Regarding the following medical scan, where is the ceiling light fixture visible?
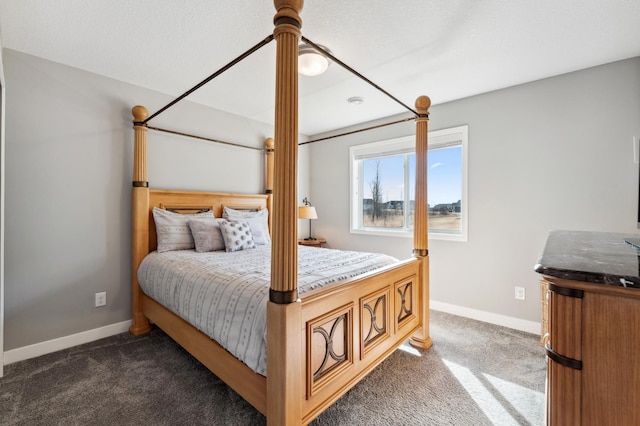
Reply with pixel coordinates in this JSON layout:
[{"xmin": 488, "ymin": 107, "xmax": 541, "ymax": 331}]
[
  {"xmin": 298, "ymin": 44, "xmax": 331, "ymax": 76},
  {"xmin": 347, "ymin": 96, "xmax": 365, "ymax": 105}
]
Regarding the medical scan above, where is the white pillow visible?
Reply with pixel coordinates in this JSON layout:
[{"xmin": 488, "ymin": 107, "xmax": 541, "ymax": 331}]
[
  {"xmin": 153, "ymin": 207, "xmax": 214, "ymax": 253},
  {"xmin": 219, "ymin": 220, "xmax": 257, "ymax": 252},
  {"xmin": 188, "ymin": 217, "xmax": 226, "ymax": 252},
  {"xmin": 222, "ymin": 206, "xmax": 271, "ymax": 245}
]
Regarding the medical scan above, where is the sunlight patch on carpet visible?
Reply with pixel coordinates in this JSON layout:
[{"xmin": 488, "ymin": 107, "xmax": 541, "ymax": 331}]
[
  {"xmin": 397, "ymin": 341, "xmax": 422, "ymax": 357},
  {"xmin": 483, "ymin": 372, "xmax": 544, "ymax": 425},
  {"xmin": 443, "ymin": 359, "xmax": 542, "ymax": 426}
]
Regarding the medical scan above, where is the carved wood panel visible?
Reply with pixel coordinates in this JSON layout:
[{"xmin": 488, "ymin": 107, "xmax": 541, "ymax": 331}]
[
  {"xmin": 360, "ymin": 288, "xmax": 390, "ymax": 359},
  {"xmin": 394, "ymin": 275, "xmax": 417, "ymax": 332},
  {"xmin": 306, "ymin": 304, "xmax": 354, "ymax": 398}
]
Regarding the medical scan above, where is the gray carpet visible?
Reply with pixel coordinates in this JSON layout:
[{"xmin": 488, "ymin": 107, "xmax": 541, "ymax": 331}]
[{"xmin": 0, "ymin": 311, "xmax": 546, "ymax": 425}]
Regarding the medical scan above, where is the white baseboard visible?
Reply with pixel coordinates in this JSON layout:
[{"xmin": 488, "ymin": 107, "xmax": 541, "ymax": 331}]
[
  {"xmin": 431, "ymin": 300, "xmax": 541, "ymax": 335},
  {"xmin": 3, "ymin": 320, "xmax": 132, "ymax": 365}
]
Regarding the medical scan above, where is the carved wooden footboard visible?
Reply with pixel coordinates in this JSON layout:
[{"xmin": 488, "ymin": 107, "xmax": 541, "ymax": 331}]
[
  {"xmin": 300, "ymin": 258, "xmax": 422, "ymax": 423},
  {"xmin": 136, "ymin": 241, "xmax": 423, "ymax": 424}
]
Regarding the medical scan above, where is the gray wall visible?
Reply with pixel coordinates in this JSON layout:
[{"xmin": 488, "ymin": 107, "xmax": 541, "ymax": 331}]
[
  {"xmin": 309, "ymin": 57, "xmax": 640, "ymax": 325},
  {"xmin": 2, "ymin": 49, "xmax": 297, "ymax": 350},
  {"xmin": 0, "ymin": 39, "xmax": 6, "ymax": 373}
]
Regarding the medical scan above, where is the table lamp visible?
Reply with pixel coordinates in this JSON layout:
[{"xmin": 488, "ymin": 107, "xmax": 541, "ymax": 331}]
[{"xmin": 298, "ymin": 197, "xmax": 318, "ymax": 240}]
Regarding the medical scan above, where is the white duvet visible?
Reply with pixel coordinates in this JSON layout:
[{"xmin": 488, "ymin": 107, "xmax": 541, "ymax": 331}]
[{"xmin": 137, "ymin": 245, "xmax": 398, "ymax": 375}]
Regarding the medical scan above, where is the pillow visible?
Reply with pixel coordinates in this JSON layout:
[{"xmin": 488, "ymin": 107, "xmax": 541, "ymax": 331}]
[
  {"xmin": 219, "ymin": 220, "xmax": 256, "ymax": 252},
  {"xmin": 222, "ymin": 206, "xmax": 271, "ymax": 245},
  {"xmin": 153, "ymin": 207, "xmax": 214, "ymax": 253},
  {"xmin": 188, "ymin": 217, "xmax": 226, "ymax": 252}
]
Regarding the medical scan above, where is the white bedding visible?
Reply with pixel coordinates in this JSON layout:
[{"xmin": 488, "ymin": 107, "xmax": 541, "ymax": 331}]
[{"xmin": 137, "ymin": 245, "xmax": 398, "ymax": 375}]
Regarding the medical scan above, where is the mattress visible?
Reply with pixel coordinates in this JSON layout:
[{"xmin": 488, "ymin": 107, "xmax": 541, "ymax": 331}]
[{"xmin": 137, "ymin": 245, "xmax": 398, "ymax": 375}]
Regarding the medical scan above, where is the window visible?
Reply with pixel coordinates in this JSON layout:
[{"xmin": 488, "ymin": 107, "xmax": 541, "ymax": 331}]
[{"xmin": 350, "ymin": 125, "xmax": 468, "ymax": 241}]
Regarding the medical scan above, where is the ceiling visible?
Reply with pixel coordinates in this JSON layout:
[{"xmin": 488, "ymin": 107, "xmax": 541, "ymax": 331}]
[{"xmin": 1, "ymin": 1, "xmax": 639, "ymax": 135}]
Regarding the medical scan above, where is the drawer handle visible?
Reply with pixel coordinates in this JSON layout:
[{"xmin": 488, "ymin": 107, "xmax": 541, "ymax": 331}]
[
  {"xmin": 541, "ymin": 333, "xmax": 550, "ymax": 347},
  {"xmin": 548, "ymin": 283, "xmax": 583, "ymax": 298},
  {"xmin": 545, "ymin": 343, "xmax": 582, "ymax": 370}
]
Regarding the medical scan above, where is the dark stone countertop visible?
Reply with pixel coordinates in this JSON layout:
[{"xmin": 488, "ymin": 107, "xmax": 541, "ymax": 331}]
[{"xmin": 534, "ymin": 230, "xmax": 640, "ymax": 289}]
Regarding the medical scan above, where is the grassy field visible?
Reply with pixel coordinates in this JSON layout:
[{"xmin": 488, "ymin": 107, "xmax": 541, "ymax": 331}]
[
  {"xmin": 363, "ymin": 211, "xmax": 461, "ymax": 230},
  {"xmin": 428, "ymin": 214, "xmax": 461, "ymax": 230}
]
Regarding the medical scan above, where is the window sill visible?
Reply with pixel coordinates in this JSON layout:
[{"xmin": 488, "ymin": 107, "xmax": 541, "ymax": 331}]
[{"xmin": 350, "ymin": 227, "xmax": 467, "ymax": 242}]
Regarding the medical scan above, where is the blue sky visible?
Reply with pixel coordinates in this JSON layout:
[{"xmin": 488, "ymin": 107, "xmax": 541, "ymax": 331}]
[{"xmin": 362, "ymin": 146, "xmax": 462, "ymax": 206}]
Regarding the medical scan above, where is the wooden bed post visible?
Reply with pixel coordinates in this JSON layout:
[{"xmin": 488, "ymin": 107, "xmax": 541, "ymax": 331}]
[
  {"xmin": 265, "ymin": 137, "xmax": 274, "ymax": 234},
  {"xmin": 265, "ymin": 137, "xmax": 275, "ymax": 194},
  {"xmin": 410, "ymin": 95, "xmax": 433, "ymax": 349},
  {"xmin": 130, "ymin": 105, "xmax": 152, "ymax": 336},
  {"xmin": 268, "ymin": 1, "xmax": 303, "ymax": 425}
]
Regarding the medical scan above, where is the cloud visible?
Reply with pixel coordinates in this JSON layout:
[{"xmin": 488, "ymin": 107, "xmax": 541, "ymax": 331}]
[{"xmin": 431, "ymin": 162, "xmax": 443, "ymax": 169}]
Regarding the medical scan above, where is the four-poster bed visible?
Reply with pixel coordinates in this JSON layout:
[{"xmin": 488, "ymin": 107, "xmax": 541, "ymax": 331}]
[{"xmin": 129, "ymin": 1, "xmax": 432, "ymax": 424}]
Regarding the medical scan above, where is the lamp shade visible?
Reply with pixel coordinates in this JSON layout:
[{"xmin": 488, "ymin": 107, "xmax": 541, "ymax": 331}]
[
  {"xmin": 298, "ymin": 205, "xmax": 318, "ymax": 220},
  {"xmin": 298, "ymin": 44, "xmax": 331, "ymax": 76}
]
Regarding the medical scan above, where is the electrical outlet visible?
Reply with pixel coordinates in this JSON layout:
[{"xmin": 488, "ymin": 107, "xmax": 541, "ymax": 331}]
[
  {"xmin": 515, "ymin": 287, "xmax": 526, "ymax": 301},
  {"xmin": 95, "ymin": 292, "xmax": 107, "ymax": 307}
]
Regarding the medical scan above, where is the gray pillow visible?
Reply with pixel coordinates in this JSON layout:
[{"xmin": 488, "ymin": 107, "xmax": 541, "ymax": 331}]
[
  {"xmin": 222, "ymin": 206, "xmax": 271, "ymax": 245},
  {"xmin": 153, "ymin": 207, "xmax": 214, "ymax": 253},
  {"xmin": 188, "ymin": 217, "xmax": 226, "ymax": 252},
  {"xmin": 219, "ymin": 220, "xmax": 257, "ymax": 252}
]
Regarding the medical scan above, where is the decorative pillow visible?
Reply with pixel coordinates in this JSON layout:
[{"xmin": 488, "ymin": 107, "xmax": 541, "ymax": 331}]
[
  {"xmin": 153, "ymin": 207, "xmax": 214, "ymax": 253},
  {"xmin": 222, "ymin": 206, "xmax": 271, "ymax": 245},
  {"xmin": 188, "ymin": 217, "xmax": 226, "ymax": 252},
  {"xmin": 219, "ymin": 220, "xmax": 256, "ymax": 252}
]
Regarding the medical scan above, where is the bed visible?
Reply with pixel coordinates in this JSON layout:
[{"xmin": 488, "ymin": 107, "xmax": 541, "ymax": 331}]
[
  {"xmin": 129, "ymin": 1, "xmax": 432, "ymax": 424},
  {"xmin": 137, "ymin": 244, "xmax": 400, "ymax": 376}
]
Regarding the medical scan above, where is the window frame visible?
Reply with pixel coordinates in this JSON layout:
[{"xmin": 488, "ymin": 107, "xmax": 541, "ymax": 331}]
[{"xmin": 349, "ymin": 125, "xmax": 468, "ymax": 242}]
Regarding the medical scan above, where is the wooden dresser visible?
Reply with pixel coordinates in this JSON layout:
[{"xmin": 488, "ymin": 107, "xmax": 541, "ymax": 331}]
[{"xmin": 536, "ymin": 230, "xmax": 640, "ymax": 425}]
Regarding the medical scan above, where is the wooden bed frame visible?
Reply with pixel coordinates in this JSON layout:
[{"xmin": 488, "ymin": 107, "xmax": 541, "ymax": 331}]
[{"xmin": 129, "ymin": 1, "xmax": 432, "ymax": 424}]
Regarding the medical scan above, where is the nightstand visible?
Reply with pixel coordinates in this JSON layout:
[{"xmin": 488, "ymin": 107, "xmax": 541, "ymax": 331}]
[{"xmin": 298, "ymin": 238, "xmax": 326, "ymax": 247}]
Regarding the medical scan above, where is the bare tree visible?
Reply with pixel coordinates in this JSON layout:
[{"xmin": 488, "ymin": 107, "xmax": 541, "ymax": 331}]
[{"xmin": 369, "ymin": 160, "xmax": 383, "ymax": 222}]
